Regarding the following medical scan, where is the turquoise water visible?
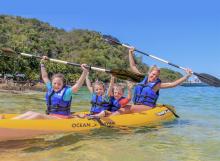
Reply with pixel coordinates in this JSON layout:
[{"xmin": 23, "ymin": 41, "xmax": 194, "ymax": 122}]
[{"xmin": 0, "ymin": 86, "xmax": 220, "ymax": 161}]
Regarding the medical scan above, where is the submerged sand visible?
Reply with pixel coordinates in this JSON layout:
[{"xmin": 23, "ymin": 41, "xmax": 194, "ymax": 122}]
[{"xmin": 0, "ymin": 128, "xmax": 60, "ymax": 141}]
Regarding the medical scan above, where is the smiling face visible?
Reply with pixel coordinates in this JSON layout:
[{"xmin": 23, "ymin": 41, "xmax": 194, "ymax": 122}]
[
  {"xmin": 148, "ymin": 70, "xmax": 160, "ymax": 82},
  {"xmin": 51, "ymin": 73, "xmax": 65, "ymax": 92},
  {"xmin": 52, "ymin": 77, "xmax": 64, "ymax": 92},
  {"xmin": 94, "ymin": 84, "xmax": 105, "ymax": 96},
  {"xmin": 113, "ymin": 86, "xmax": 124, "ymax": 100},
  {"xmin": 147, "ymin": 65, "xmax": 160, "ymax": 82}
]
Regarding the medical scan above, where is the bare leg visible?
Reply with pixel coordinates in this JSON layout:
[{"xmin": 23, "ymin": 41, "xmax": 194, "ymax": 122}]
[
  {"xmin": 129, "ymin": 105, "xmax": 152, "ymax": 113},
  {"xmin": 96, "ymin": 111, "xmax": 106, "ymax": 117},
  {"xmin": 12, "ymin": 111, "xmax": 57, "ymax": 120},
  {"xmin": 110, "ymin": 105, "xmax": 133, "ymax": 115},
  {"xmin": 22, "ymin": 113, "xmax": 57, "ymax": 120},
  {"xmin": 109, "ymin": 111, "xmax": 120, "ymax": 116},
  {"xmin": 72, "ymin": 113, "xmax": 87, "ymax": 118},
  {"xmin": 11, "ymin": 111, "xmax": 37, "ymax": 120},
  {"xmin": 0, "ymin": 115, "xmax": 5, "ymax": 119}
]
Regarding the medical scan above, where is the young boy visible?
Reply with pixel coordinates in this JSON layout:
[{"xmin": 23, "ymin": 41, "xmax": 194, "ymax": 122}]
[{"xmin": 88, "ymin": 75, "xmax": 133, "ymax": 118}]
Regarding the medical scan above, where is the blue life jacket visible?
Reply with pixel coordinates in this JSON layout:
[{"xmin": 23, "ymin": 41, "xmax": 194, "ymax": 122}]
[
  {"xmin": 45, "ymin": 86, "xmax": 72, "ymax": 115},
  {"xmin": 109, "ymin": 96, "xmax": 125, "ymax": 112},
  {"xmin": 133, "ymin": 76, "xmax": 161, "ymax": 107},
  {"xmin": 90, "ymin": 94, "xmax": 110, "ymax": 114}
]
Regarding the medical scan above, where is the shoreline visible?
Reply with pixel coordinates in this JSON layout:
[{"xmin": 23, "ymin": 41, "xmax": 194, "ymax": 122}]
[
  {"xmin": 0, "ymin": 89, "xmax": 42, "ymax": 94},
  {"xmin": 0, "ymin": 81, "xmax": 46, "ymax": 92}
]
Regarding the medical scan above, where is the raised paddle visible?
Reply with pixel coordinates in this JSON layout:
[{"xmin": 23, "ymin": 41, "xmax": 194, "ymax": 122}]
[
  {"xmin": 103, "ymin": 35, "xmax": 220, "ymax": 87},
  {"xmin": 0, "ymin": 47, "xmax": 144, "ymax": 82}
]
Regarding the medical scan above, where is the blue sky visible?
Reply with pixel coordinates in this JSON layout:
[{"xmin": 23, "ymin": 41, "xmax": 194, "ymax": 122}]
[{"xmin": 0, "ymin": 0, "xmax": 219, "ymax": 78}]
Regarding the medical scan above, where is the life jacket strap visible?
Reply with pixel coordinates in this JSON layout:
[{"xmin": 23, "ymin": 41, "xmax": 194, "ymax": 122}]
[{"xmin": 46, "ymin": 105, "xmax": 71, "ymax": 114}]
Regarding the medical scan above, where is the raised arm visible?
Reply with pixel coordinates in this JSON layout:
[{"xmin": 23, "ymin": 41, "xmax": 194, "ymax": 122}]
[
  {"xmin": 128, "ymin": 47, "xmax": 142, "ymax": 75},
  {"xmin": 107, "ymin": 75, "xmax": 115, "ymax": 97},
  {"xmin": 72, "ymin": 64, "xmax": 89, "ymax": 93},
  {"xmin": 126, "ymin": 81, "xmax": 134, "ymax": 100},
  {"xmin": 161, "ymin": 68, "xmax": 192, "ymax": 89},
  {"xmin": 40, "ymin": 56, "xmax": 50, "ymax": 84},
  {"xmin": 85, "ymin": 72, "xmax": 93, "ymax": 93}
]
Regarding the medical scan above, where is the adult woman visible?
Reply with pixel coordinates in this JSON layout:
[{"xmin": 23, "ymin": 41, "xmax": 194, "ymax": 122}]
[{"xmin": 128, "ymin": 47, "xmax": 192, "ymax": 112}]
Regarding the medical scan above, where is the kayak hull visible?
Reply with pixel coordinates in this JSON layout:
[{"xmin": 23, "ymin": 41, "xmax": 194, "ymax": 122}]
[{"xmin": 0, "ymin": 105, "xmax": 176, "ymax": 132}]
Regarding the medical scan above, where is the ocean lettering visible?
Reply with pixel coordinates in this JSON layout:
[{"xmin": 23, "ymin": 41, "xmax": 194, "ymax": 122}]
[{"xmin": 72, "ymin": 122, "xmax": 97, "ymax": 128}]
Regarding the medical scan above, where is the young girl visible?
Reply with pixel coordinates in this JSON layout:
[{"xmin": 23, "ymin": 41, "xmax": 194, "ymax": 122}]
[
  {"xmin": 107, "ymin": 76, "xmax": 133, "ymax": 116},
  {"xmin": 11, "ymin": 56, "xmax": 89, "ymax": 119},
  {"xmin": 86, "ymin": 74, "xmax": 133, "ymax": 118},
  {"xmin": 86, "ymin": 73, "xmax": 111, "ymax": 117}
]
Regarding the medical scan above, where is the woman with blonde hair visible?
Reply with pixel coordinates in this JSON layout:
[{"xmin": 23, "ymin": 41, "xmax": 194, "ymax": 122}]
[{"xmin": 128, "ymin": 47, "xmax": 192, "ymax": 113}]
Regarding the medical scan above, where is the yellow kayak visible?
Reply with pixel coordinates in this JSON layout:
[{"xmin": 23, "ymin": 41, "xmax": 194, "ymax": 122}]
[{"xmin": 0, "ymin": 104, "xmax": 177, "ymax": 132}]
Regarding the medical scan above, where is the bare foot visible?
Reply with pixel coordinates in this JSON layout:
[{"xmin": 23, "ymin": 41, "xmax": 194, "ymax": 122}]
[{"xmin": 0, "ymin": 115, "xmax": 5, "ymax": 119}]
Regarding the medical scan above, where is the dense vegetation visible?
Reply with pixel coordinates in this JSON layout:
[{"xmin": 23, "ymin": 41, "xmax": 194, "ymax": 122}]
[{"xmin": 0, "ymin": 15, "xmax": 182, "ymax": 83}]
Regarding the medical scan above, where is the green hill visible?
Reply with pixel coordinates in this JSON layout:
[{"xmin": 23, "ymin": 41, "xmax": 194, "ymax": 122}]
[{"xmin": 0, "ymin": 15, "xmax": 182, "ymax": 83}]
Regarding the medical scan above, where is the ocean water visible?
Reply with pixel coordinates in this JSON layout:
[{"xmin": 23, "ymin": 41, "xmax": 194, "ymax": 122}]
[{"xmin": 0, "ymin": 86, "xmax": 220, "ymax": 161}]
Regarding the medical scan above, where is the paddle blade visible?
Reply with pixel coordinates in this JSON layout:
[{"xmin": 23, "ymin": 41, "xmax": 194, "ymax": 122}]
[
  {"xmin": 0, "ymin": 48, "xmax": 18, "ymax": 57},
  {"xmin": 194, "ymin": 72, "xmax": 220, "ymax": 87},
  {"xmin": 102, "ymin": 35, "xmax": 121, "ymax": 46},
  {"xmin": 110, "ymin": 69, "xmax": 145, "ymax": 82}
]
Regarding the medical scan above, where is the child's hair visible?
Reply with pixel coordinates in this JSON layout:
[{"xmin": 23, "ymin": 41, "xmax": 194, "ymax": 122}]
[
  {"xmin": 148, "ymin": 65, "xmax": 160, "ymax": 74},
  {"xmin": 113, "ymin": 85, "xmax": 125, "ymax": 94},
  {"xmin": 52, "ymin": 73, "xmax": 65, "ymax": 84},
  {"xmin": 94, "ymin": 81, "xmax": 105, "ymax": 90}
]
